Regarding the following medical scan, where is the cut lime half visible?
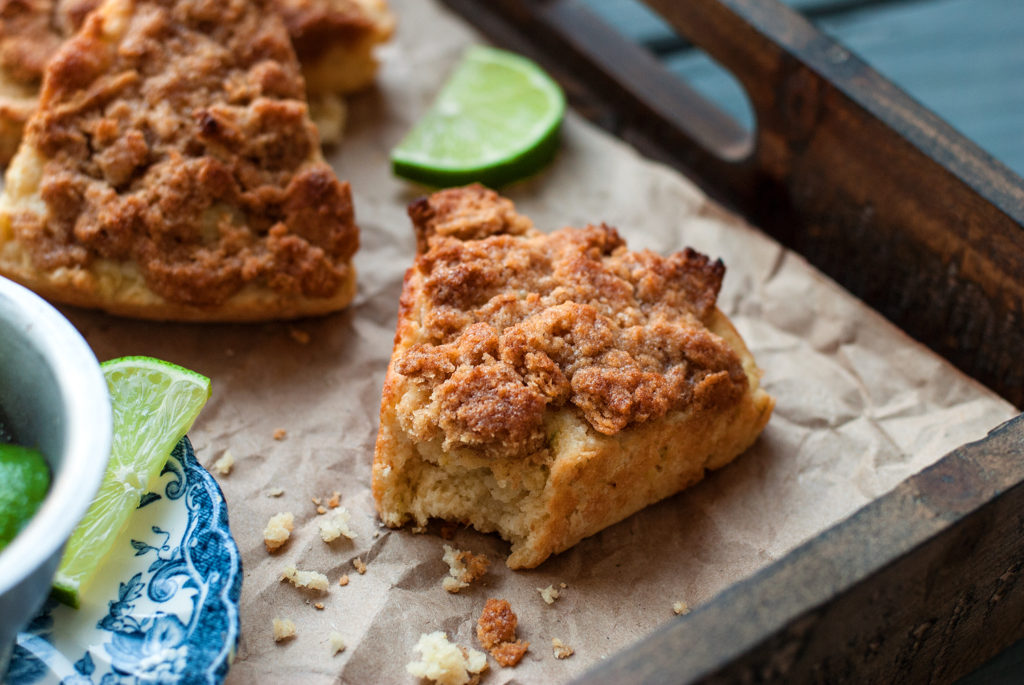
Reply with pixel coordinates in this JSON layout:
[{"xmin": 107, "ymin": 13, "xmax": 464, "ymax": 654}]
[
  {"xmin": 53, "ymin": 356, "xmax": 211, "ymax": 608},
  {"xmin": 392, "ymin": 45, "xmax": 566, "ymax": 188}
]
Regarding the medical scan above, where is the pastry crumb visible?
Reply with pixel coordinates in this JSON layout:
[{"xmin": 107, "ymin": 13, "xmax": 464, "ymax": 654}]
[
  {"xmin": 327, "ymin": 491, "xmax": 341, "ymax": 508},
  {"xmin": 442, "ymin": 544, "xmax": 489, "ymax": 593},
  {"xmin": 281, "ymin": 565, "xmax": 330, "ymax": 593},
  {"xmin": 273, "ymin": 428, "xmax": 287, "ymax": 440},
  {"xmin": 263, "ymin": 512, "xmax": 294, "ymax": 552},
  {"xmin": 406, "ymin": 631, "xmax": 488, "ymax": 685},
  {"xmin": 353, "ymin": 557, "xmax": 367, "ymax": 574},
  {"xmin": 312, "ymin": 496, "xmax": 322, "ymax": 505},
  {"xmin": 673, "ymin": 601, "xmax": 690, "ymax": 616},
  {"xmin": 289, "ymin": 327, "xmax": 311, "ymax": 344},
  {"xmin": 559, "ymin": 582, "xmax": 567, "ymax": 589},
  {"xmin": 551, "ymin": 638, "xmax": 574, "ymax": 659},
  {"xmin": 320, "ymin": 507, "xmax": 357, "ymax": 542},
  {"xmin": 314, "ymin": 602, "xmax": 325, "ymax": 610},
  {"xmin": 317, "ymin": 505, "xmax": 328, "ymax": 515},
  {"xmin": 329, "ymin": 631, "xmax": 346, "ymax": 655},
  {"xmin": 266, "ymin": 487, "xmax": 285, "ymax": 498},
  {"xmin": 537, "ymin": 585, "xmax": 560, "ymax": 605},
  {"xmin": 477, "ymin": 598, "xmax": 528, "ymax": 667},
  {"xmin": 212, "ymin": 450, "xmax": 234, "ymax": 475},
  {"xmin": 273, "ymin": 618, "xmax": 296, "ymax": 642},
  {"xmin": 338, "ymin": 574, "xmax": 350, "ymax": 586}
]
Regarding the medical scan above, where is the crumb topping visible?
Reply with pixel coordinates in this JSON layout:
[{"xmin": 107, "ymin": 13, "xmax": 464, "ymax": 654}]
[
  {"xmin": 0, "ymin": 0, "xmax": 95, "ymax": 85},
  {"xmin": 442, "ymin": 544, "xmax": 489, "ymax": 593},
  {"xmin": 14, "ymin": 0, "xmax": 358, "ymax": 307},
  {"xmin": 476, "ymin": 598, "xmax": 528, "ymax": 667},
  {"xmin": 395, "ymin": 185, "xmax": 747, "ymax": 458}
]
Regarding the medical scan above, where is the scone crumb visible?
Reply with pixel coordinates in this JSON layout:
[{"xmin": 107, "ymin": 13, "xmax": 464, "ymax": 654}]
[
  {"xmin": 353, "ymin": 557, "xmax": 367, "ymax": 574},
  {"xmin": 317, "ymin": 505, "xmax": 328, "ymax": 515},
  {"xmin": 266, "ymin": 487, "xmax": 285, "ymax": 498},
  {"xmin": 559, "ymin": 583, "xmax": 567, "ymax": 589},
  {"xmin": 329, "ymin": 631, "xmax": 346, "ymax": 655},
  {"xmin": 338, "ymin": 574, "xmax": 350, "ymax": 586},
  {"xmin": 289, "ymin": 327, "xmax": 311, "ymax": 344},
  {"xmin": 442, "ymin": 544, "xmax": 490, "ymax": 593},
  {"xmin": 673, "ymin": 601, "xmax": 691, "ymax": 616},
  {"xmin": 328, "ymin": 491, "xmax": 341, "ymax": 508},
  {"xmin": 312, "ymin": 496, "xmax": 322, "ymax": 505},
  {"xmin": 551, "ymin": 638, "xmax": 574, "ymax": 659},
  {"xmin": 537, "ymin": 585, "xmax": 560, "ymax": 605},
  {"xmin": 477, "ymin": 598, "xmax": 528, "ymax": 667},
  {"xmin": 212, "ymin": 450, "xmax": 234, "ymax": 475},
  {"xmin": 281, "ymin": 565, "xmax": 330, "ymax": 593},
  {"xmin": 273, "ymin": 618, "xmax": 296, "ymax": 642},
  {"xmin": 263, "ymin": 512, "xmax": 294, "ymax": 552},
  {"xmin": 273, "ymin": 428, "xmax": 287, "ymax": 440},
  {"xmin": 320, "ymin": 507, "xmax": 357, "ymax": 542},
  {"xmin": 314, "ymin": 602, "xmax": 325, "ymax": 610},
  {"xmin": 406, "ymin": 631, "xmax": 488, "ymax": 685}
]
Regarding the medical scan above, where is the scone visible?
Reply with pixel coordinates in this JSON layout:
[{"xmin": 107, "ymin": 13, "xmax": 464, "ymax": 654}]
[
  {"xmin": 0, "ymin": 0, "xmax": 393, "ymax": 162},
  {"xmin": 0, "ymin": 0, "xmax": 359, "ymax": 321},
  {"xmin": 373, "ymin": 185, "xmax": 774, "ymax": 568}
]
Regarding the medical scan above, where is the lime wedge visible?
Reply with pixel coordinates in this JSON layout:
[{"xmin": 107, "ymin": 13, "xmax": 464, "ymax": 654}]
[
  {"xmin": 0, "ymin": 444, "xmax": 50, "ymax": 551},
  {"xmin": 52, "ymin": 356, "xmax": 211, "ymax": 608},
  {"xmin": 391, "ymin": 45, "xmax": 566, "ymax": 187}
]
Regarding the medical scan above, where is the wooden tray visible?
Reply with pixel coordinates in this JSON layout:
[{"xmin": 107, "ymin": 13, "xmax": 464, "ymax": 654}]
[{"xmin": 442, "ymin": 0, "xmax": 1024, "ymax": 682}]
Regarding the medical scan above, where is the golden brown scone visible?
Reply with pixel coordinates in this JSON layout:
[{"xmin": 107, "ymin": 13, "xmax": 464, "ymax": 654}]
[
  {"xmin": 0, "ymin": 0, "xmax": 392, "ymax": 161},
  {"xmin": 373, "ymin": 185, "xmax": 774, "ymax": 568},
  {"xmin": 0, "ymin": 0, "xmax": 359, "ymax": 321},
  {"xmin": 0, "ymin": 0, "xmax": 99, "ymax": 165}
]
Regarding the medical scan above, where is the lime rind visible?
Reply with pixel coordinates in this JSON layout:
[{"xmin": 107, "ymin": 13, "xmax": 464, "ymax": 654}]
[
  {"xmin": 53, "ymin": 356, "xmax": 210, "ymax": 608},
  {"xmin": 392, "ymin": 44, "xmax": 566, "ymax": 187}
]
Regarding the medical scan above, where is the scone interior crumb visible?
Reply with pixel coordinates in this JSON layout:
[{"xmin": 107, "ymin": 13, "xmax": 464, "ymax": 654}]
[
  {"xmin": 329, "ymin": 630, "xmax": 346, "ymax": 655},
  {"xmin": 551, "ymin": 638, "xmax": 574, "ymax": 659},
  {"xmin": 537, "ymin": 585, "xmax": 560, "ymax": 605},
  {"xmin": 406, "ymin": 631, "xmax": 488, "ymax": 685},
  {"xmin": 319, "ymin": 507, "xmax": 357, "ymax": 542},
  {"xmin": 264, "ymin": 511, "xmax": 295, "ymax": 552},
  {"xmin": 673, "ymin": 601, "xmax": 691, "ymax": 615},
  {"xmin": 212, "ymin": 449, "xmax": 234, "ymax": 476},
  {"xmin": 281, "ymin": 565, "xmax": 330, "ymax": 593},
  {"xmin": 273, "ymin": 617, "xmax": 297, "ymax": 642}
]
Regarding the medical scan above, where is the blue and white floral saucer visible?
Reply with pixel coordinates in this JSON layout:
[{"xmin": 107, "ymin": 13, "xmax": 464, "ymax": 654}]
[{"xmin": 4, "ymin": 438, "xmax": 242, "ymax": 685}]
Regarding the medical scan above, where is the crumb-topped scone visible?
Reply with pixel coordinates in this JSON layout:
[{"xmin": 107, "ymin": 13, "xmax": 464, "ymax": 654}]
[
  {"xmin": 0, "ymin": 0, "xmax": 360, "ymax": 320},
  {"xmin": 0, "ymin": 0, "xmax": 393, "ymax": 162},
  {"xmin": 373, "ymin": 185, "xmax": 774, "ymax": 568}
]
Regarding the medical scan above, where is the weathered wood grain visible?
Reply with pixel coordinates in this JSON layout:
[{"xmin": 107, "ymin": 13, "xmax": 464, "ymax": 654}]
[{"xmin": 581, "ymin": 414, "xmax": 1024, "ymax": 684}]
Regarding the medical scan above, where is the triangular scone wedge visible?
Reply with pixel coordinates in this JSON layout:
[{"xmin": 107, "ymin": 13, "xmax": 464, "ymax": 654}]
[
  {"xmin": 0, "ymin": 0, "xmax": 359, "ymax": 321},
  {"xmin": 373, "ymin": 185, "xmax": 774, "ymax": 569}
]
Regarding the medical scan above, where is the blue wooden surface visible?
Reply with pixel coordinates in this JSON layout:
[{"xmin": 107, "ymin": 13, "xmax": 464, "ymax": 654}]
[{"xmin": 583, "ymin": 0, "xmax": 1024, "ymax": 179}]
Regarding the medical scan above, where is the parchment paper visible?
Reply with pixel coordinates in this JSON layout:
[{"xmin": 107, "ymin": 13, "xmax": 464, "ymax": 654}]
[{"xmin": 56, "ymin": 0, "xmax": 1018, "ymax": 682}]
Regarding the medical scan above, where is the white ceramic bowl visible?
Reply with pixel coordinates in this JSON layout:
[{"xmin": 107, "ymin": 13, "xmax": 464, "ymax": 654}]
[{"xmin": 0, "ymin": 277, "xmax": 111, "ymax": 677}]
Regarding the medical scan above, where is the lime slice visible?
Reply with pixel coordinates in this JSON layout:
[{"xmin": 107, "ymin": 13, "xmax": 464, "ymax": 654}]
[
  {"xmin": 391, "ymin": 45, "xmax": 566, "ymax": 187},
  {"xmin": 0, "ymin": 444, "xmax": 50, "ymax": 551},
  {"xmin": 52, "ymin": 356, "xmax": 211, "ymax": 608}
]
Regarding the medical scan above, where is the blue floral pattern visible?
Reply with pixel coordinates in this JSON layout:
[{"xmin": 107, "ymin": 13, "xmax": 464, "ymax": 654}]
[{"xmin": 5, "ymin": 438, "xmax": 241, "ymax": 685}]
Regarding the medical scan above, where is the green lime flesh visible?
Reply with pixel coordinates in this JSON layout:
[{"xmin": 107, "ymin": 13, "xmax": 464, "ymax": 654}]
[
  {"xmin": 53, "ymin": 356, "xmax": 211, "ymax": 608},
  {"xmin": 391, "ymin": 45, "xmax": 566, "ymax": 188},
  {"xmin": 0, "ymin": 444, "xmax": 50, "ymax": 551}
]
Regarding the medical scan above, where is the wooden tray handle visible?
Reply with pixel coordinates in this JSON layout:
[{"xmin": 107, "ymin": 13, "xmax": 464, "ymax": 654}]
[{"xmin": 443, "ymin": 0, "xmax": 1024, "ymax": 407}]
